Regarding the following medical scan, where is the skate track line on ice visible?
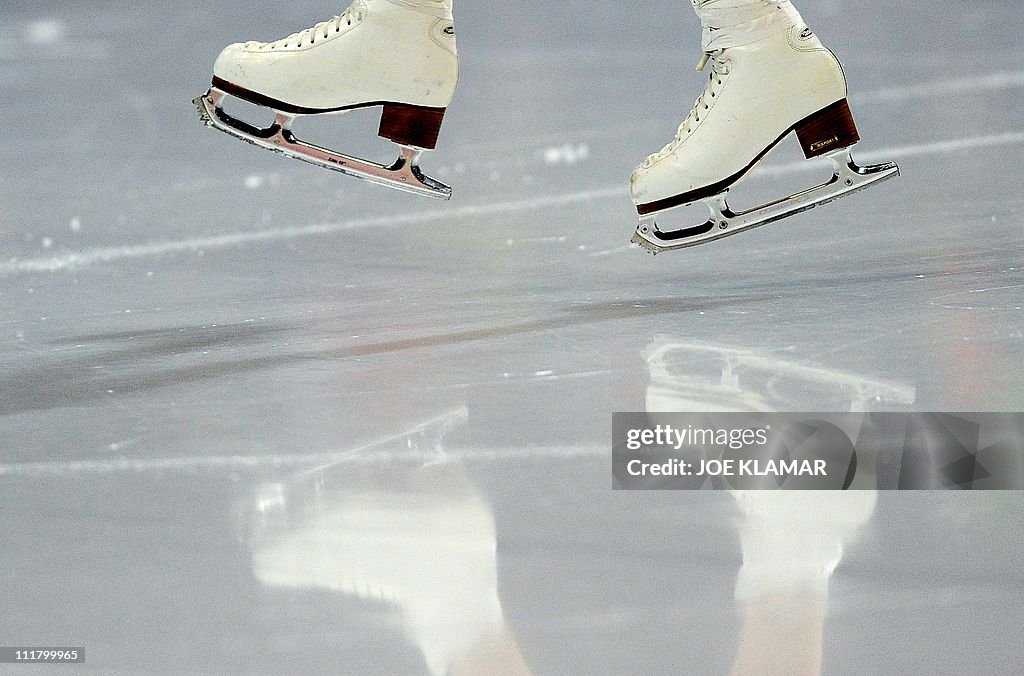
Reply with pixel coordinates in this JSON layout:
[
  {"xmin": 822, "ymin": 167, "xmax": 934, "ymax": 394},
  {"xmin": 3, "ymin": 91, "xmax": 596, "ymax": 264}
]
[
  {"xmin": 0, "ymin": 445, "xmax": 605, "ymax": 478},
  {"xmin": 3, "ymin": 129, "xmax": 1024, "ymax": 276},
  {"xmin": 0, "ymin": 410, "xmax": 606, "ymax": 479}
]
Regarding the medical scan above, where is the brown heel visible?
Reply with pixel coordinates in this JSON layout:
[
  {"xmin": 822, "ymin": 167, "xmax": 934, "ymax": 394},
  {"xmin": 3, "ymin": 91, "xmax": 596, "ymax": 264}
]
[
  {"xmin": 378, "ymin": 103, "xmax": 446, "ymax": 149},
  {"xmin": 795, "ymin": 98, "xmax": 860, "ymax": 159}
]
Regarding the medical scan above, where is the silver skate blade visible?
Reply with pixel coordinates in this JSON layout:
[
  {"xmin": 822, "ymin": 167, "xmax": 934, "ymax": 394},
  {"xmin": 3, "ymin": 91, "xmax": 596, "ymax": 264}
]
[
  {"xmin": 193, "ymin": 89, "xmax": 452, "ymax": 200},
  {"xmin": 631, "ymin": 149, "xmax": 899, "ymax": 254}
]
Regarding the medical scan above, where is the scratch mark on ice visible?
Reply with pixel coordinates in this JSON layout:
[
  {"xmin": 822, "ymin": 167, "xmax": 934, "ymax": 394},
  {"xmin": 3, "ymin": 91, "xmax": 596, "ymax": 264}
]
[{"xmin": 0, "ymin": 445, "xmax": 605, "ymax": 478}]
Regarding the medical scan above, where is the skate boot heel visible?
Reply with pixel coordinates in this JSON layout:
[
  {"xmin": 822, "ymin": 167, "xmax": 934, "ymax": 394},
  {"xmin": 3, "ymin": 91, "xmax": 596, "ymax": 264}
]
[
  {"xmin": 378, "ymin": 103, "xmax": 447, "ymax": 150},
  {"xmin": 795, "ymin": 98, "xmax": 861, "ymax": 159}
]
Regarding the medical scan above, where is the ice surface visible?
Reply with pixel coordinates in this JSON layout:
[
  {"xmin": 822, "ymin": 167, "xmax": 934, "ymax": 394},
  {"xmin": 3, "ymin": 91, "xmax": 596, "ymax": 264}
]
[{"xmin": 1, "ymin": 1, "xmax": 1022, "ymax": 674}]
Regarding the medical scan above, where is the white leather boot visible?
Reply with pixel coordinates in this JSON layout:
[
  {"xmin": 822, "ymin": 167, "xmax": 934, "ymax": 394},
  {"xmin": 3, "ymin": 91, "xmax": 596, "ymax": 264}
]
[
  {"xmin": 629, "ymin": 0, "xmax": 898, "ymax": 253},
  {"xmin": 632, "ymin": 1, "xmax": 849, "ymax": 209},
  {"xmin": 195, "ymin": 0, "xmax": 458, "ymax": 198}
]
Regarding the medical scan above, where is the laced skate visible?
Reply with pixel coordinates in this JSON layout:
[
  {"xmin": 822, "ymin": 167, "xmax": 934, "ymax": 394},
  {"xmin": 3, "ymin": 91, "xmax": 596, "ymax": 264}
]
[
  {"xmin": 194, "ymin": 0, "xmax": 458, "ymax": 199},
  {"xmin": 630, "ymin": 13, "xmax": 899, "ymax": 254}
]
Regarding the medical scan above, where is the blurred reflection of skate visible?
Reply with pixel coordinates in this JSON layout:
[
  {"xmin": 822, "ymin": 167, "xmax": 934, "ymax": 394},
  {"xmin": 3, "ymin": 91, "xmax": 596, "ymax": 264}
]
[
  {"xmin": 643, "ymin": 339, "xmax": 914, "ymax": 675},
  {"xmin": 240, "ymin": 409, "xmax": 531, "ymax": 676},
  {"xmin": 727, "ymin": 489, "xmax": 878, "ymax": 676},
  {"xmin": 644, "ymin": 339, "xmax": 915, "ymax": 414}
]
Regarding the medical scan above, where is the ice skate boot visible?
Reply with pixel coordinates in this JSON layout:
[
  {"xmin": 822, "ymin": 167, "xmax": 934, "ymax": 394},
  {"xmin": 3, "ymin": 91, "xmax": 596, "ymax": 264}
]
[
  {"xmin": 194, "ymin": 0, "xmax": 458, "ymax": 199},
  {"xmin": 630, "ymin": 0, "xmax": 898, "ymax": 254}
]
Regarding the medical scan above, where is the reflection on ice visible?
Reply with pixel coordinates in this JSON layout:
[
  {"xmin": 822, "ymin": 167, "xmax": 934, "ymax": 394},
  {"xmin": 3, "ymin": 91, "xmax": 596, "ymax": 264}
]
[
  {"xmin": 644, "ymin": 339, "xmax": 915, "ymax": 414},
  {"xmin": 240, "ymin": 411, "xmax": 530, "ymax": 676},
  {"xmin": 237, "ymin": 339, "xmax": 919, "ymax": 675},
  {"xmin": 728, "ymin": 489, "xmax": 878, "ymax": 675},
  {"xmin": 643, "ymin": 338, "xmax": 914, "ymax": 675}
]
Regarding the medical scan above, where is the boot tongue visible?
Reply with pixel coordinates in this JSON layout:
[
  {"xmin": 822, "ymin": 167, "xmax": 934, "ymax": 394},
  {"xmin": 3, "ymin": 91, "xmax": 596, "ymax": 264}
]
[{"xmin": 694, "ymin": 0, "xmax": 803, "ymax": 51}]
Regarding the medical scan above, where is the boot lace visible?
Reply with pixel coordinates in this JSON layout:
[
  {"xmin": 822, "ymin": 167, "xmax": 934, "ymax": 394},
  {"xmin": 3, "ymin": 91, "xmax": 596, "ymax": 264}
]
[
  {"xmin": 642, "ymin": 50, "xmax": 730, "ymax": 167},
  {"xmin": 261, "ymin": 1, "xmax": 367, "ymax": 50}
]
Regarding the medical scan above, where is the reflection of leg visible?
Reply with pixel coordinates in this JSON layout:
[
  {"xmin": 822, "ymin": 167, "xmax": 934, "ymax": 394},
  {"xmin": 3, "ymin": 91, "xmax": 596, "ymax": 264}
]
[
  {"xmin": 730, "ymin": 593, "xmax": 827, "ymax": 676},
  {"xmin": 453, "ymin": 627, "xmax": 533, "ymax": 676},
  {"xmin": 729, "ymin": 490, "xmax": 877, "ymax": 675}
]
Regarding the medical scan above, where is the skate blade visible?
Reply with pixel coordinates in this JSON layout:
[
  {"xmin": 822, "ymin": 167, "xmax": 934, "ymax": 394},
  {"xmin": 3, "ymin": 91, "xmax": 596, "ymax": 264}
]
[
  {"xmin": 631, "ymin": 148, "xmax": 899, "ymax": 255},
  {"xmin": 193, "ymin": 88, "xmax": 452, "ymax": 200}
]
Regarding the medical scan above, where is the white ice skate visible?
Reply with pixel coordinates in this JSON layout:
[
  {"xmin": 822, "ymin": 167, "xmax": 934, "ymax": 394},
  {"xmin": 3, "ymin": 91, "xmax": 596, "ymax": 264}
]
[
  {"xmin": 194, "ymin": 0, "xmax": 458, "ymax": 199},
  {"xmin": 630, "ymin": 3, "xmax": 898, "ymax": 254}
]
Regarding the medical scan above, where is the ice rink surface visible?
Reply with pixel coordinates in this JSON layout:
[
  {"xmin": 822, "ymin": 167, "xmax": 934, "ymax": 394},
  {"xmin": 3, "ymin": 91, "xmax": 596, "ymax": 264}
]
[{"xmin": 2, "ymin": 1, "xmax": 1023, "ymax": 673}]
